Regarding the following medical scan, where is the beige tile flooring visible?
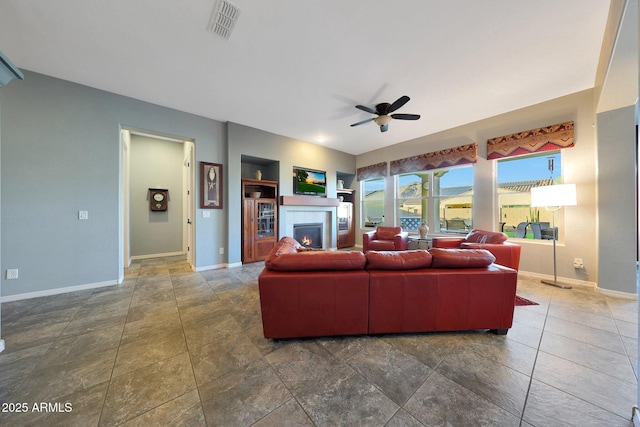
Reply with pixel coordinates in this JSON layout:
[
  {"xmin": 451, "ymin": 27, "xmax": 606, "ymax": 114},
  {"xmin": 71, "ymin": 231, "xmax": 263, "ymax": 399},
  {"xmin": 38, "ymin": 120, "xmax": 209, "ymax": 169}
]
[{"xmin": 0, "ymin": 256, "xmax": 637, "ymax": 426}]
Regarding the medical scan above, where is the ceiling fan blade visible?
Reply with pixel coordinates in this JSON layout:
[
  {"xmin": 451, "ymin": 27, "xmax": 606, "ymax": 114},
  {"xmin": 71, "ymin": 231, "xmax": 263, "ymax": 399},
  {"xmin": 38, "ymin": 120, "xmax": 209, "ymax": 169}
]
[
  {"xmin": 380, "ymin": 123, "xmax": 389, "ymax": 132},
  {"xmin": 389, "ymin": 95, "xmax": 410, "ymax": 113},
  {"xmin": 391, "ymin": 113, "xmax": 420, "ymax": 120},
  {"xmin": 355, "ymin": 104, "xmax": 376, "ymax": 114},
  {"xmin": 350, "ymin": 117, "xmax": 375, "ymax": 127}
]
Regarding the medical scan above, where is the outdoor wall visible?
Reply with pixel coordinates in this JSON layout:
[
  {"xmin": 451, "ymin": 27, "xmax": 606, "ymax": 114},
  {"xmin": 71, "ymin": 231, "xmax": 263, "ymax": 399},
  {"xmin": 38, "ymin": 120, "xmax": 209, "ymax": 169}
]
[
  {"xmin": 357, "ymin": 90, "xmax": 601, "ymax": 290},
  {"xmin": 227, "ymin": 122, "xmax": 357, "ymax": 266},
  {"xmin": 129, "ymin": 135, "xmax": 183, "ymax": 258},
  {"xmin": 1, "ymin": 70, "xmax": 226, "ymax": 298}
]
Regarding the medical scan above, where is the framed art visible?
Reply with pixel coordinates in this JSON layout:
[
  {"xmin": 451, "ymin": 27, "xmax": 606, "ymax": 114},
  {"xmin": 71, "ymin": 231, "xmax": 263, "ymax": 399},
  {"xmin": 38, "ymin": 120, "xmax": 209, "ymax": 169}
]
[
  {"xmin": 201, "ymin": 162, "xmax": 223, "ymax": 209},
  {"xmin": 149, "ymin": 188, "xmax": 169, "ymax": 211}
]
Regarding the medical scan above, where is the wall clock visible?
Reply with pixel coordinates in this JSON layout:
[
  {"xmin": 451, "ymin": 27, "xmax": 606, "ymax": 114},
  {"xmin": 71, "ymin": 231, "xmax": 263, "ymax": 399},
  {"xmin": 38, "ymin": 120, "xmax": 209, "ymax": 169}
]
[{"xmin": 149, "ymin": 188, "xmax": 168, "ymax": 211}]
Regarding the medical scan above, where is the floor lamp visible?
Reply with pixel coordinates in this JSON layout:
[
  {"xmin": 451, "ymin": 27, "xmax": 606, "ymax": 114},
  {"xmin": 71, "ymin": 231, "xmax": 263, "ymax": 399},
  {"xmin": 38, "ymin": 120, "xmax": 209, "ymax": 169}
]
[{"xmin": 530, "ymin": 183, "xmax": 577, "ymax": 289}]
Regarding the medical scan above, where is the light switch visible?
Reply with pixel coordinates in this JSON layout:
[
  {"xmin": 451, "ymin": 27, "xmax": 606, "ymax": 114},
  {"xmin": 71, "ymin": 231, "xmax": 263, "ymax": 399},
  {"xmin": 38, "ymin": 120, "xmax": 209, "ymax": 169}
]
[{"xmin": 202, "ymin": 211, "xmax": 210, "ymax": 218}]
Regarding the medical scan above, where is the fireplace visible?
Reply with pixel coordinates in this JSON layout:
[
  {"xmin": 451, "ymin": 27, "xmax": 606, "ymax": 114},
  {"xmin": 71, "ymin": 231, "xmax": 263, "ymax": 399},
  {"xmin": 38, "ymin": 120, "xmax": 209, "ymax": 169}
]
[{"xmin": 293, "ymin": 223, "xmax": 323, "ymax": 249}]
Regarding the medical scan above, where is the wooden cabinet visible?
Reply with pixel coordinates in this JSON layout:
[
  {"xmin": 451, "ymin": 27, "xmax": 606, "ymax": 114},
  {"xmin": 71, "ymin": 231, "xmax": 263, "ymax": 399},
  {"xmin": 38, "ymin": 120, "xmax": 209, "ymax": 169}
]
[
  {"xmin": 242, "ymin": 179, "xmax": 278, "ymax": 263},
  {"xmin": 337, "ymin": 189, "xmax": 355, "ymax": 248}
]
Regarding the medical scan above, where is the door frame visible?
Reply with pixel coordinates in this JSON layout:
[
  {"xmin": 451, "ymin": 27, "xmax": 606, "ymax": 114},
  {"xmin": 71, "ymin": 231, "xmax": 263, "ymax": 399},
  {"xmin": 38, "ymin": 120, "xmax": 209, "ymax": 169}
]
[{"xmin": 119, "ymin": 127, "xmax": 196, "ymax": 281}]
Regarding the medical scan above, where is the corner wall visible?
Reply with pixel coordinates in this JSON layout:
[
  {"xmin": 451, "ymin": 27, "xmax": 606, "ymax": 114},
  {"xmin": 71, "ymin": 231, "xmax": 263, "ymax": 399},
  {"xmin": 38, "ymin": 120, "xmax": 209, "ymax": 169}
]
[
  {"xmin": 1, "ymin": 71, "xmax": 227, "ymax": 298},
  {"xmin": 356, "ymin": 90, "xmax": 601, "ymax": 289}
]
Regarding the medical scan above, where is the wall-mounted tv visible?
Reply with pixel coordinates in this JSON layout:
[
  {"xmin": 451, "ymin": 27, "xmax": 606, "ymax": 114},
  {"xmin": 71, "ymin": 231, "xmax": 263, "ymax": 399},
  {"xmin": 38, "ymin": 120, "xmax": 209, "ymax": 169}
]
[{"xmin": 293, "ymin": 167, "xmax": 327, "ymax": 196}]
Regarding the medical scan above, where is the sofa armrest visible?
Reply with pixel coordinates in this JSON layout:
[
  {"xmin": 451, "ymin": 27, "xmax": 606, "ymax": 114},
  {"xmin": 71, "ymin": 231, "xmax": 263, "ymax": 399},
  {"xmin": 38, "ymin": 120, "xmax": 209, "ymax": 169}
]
[
  {"xmin": 431, "ymin": 237, "xmax": 465, "ymax": 248},
  {"xmin": 459, "ymin": 241, "xmax": 521, "ymax": 271},
  {"xmin": 362, "ymin": 230, "xmax": 377, "ymax": 252},
  {"xmin": 394, "ymin": 231, "xmax": 409, "ymax": 250}
]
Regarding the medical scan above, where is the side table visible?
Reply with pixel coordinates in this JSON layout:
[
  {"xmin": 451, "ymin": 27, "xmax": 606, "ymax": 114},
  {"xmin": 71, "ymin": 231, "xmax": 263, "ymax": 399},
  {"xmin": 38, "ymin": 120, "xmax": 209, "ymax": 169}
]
[{"xmin": 408, "ymin": 236, "xmax": 432, "ymax": 250}]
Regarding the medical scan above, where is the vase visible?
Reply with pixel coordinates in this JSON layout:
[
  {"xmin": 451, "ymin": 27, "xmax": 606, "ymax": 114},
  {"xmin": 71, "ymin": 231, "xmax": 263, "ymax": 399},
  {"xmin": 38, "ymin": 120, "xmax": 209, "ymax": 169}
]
[
  {"xmin": 254, "ymin": 170, "xmax": 262, "ymax": 180},
  {"xmin": 418, "ymin": 221, "xmax": 429, "ymax": 239}
]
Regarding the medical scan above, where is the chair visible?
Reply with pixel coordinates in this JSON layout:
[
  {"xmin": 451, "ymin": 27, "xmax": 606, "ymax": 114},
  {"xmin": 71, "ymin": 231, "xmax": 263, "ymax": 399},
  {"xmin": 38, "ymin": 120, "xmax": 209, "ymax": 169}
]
[
  {"xmin": 445, "ymin": 219, "xmax": 467, "ymax": 232},
  {"xmin": 530, "ymin": 222, "xmax": 550, "ymax": 239},
  {"xmin": 515, "ymin": 222, "xmax": 529, "ymax": 238},
  {"xmin": 362, "ymin": 226, "xmax": 409, "ymax": 252}
]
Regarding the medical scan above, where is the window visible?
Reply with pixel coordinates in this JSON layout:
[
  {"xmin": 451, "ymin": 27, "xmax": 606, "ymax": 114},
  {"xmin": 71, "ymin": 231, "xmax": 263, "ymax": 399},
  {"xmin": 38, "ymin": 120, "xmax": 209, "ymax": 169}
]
[
  {"xmin": 396, "ymin": 165, "xmax": 473, "ymax": 234},
  {"xmin": 497, "ymin": 151, "xmax": 562, "ymax": 239},
  {"xmin": 361, "ymin": 177, "xmax": 385, "ymax": 227}
]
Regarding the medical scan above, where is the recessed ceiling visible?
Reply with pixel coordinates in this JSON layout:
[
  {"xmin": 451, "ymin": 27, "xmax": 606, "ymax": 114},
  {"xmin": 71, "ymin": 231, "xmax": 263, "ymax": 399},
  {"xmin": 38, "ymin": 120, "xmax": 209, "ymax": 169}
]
[{"xmin": 0, "ymin": 0, "xmax": 612, "ymax": 155}]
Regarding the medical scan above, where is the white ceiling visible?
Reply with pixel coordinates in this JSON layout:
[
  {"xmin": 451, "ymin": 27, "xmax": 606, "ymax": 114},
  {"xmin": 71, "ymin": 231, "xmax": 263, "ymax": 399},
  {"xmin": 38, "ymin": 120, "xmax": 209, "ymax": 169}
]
[{"xmin": 0, "ymin": 0, "xmax": 613, "ymax": 155}]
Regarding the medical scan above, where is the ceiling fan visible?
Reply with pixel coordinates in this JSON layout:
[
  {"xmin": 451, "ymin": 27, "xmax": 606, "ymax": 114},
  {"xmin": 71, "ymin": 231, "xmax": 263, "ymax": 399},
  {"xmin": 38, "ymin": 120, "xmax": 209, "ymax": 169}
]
[{"xmin": 350, "ymin": 95, "xmax": 420, "ymax": 132}]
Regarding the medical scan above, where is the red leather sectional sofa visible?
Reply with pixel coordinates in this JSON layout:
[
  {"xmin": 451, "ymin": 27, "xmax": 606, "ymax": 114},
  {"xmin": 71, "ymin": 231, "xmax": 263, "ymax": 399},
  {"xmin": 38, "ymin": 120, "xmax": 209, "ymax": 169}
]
[{"xmin": 258, "ymin": 236, "xmax": 518, "ymax": 339}]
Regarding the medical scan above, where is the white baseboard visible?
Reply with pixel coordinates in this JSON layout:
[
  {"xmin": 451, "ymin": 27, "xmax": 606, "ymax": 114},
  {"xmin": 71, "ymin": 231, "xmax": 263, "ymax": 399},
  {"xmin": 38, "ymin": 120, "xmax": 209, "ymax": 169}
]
[
  {"xmin": 130, "ymin": 251, "xmax": 185, "ymax": 261},
  {"xmin": 633, "ymin": 405, "xmax": 640, "ymax": 427},
  {"xmin": 519, "ymin": 270, "xmax": 637, "ymax": 300},
  {"xmin": 519, "ymin": 270, "xmax": 597, "ymax": 289},
  {"xmin": 0, "ymin": 279, "xmax": 118, "ymax": 302},
  {"xmin": 0, "ymin": 339, "xmax": 5, "ymax": 354},
  {"xmin": 195, "ymin": 263, "xmax": 228, "ymax": 272}
]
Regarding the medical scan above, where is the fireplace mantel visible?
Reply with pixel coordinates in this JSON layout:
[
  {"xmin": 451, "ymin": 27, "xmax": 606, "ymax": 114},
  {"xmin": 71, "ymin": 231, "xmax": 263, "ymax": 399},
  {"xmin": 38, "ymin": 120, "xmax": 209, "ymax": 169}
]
[{"xmin": 279, "ymin": 195, "xmax": 340, "ymax": 207}]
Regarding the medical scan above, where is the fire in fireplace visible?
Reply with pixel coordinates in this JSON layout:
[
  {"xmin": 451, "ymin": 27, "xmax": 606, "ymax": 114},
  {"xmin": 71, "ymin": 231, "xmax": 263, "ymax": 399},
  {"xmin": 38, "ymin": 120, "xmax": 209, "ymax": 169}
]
[{"xmin": 293, "ymin": 223, "xmax": 323, "ymax": 249}]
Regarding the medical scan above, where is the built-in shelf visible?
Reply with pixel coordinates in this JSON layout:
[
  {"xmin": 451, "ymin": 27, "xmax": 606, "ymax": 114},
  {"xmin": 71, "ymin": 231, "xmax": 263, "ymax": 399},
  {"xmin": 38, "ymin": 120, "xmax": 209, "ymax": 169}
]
[{"xmin": 280, "ymin": 195, "xmax": 340, "ymax": 207}]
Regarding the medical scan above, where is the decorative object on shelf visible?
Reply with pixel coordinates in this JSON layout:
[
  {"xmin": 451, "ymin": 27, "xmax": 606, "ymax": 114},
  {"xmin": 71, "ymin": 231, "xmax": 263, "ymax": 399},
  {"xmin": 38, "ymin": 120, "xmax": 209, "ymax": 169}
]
[
  {"xmin": 201, "ymin": 162, "xmax": 223, "ymax": 209},
  {"xmin": 337, "ymin": 179, "xmax": 344, "ymax": 189},
  {"xmin": 252, "ymin": 192, "xmax": 261, "ymax": 198},
  {"xmin": 419, "ymin": 221, "xmax": 429, "ymax": 239},
  {"xmin": 254, "ymin": 170, "xmax": 262, "ymax": 180},
  {"xmin": 531, "ymin": 183, "xmax": 577, "ymax": 289},
  {"xmin": 338, "ymin": 195, "xmax": 344, "ymax": 202},
  {"xmin": 149, "ymin": 188, "xmax": 168, "ymax": 211}
]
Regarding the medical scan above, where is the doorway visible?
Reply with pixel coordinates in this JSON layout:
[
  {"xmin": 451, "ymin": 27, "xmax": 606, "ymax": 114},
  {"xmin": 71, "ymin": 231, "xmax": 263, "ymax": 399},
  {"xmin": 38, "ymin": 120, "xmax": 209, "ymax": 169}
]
[{"xmin": 119, "ymin": 128, "xmax": 195, "ymax": 280}]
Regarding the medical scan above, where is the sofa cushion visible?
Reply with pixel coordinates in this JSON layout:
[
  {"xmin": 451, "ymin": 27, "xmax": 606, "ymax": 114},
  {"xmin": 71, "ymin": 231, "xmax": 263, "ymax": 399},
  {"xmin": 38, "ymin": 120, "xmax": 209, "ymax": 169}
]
[
  {"xmin": 376, "ymin": 226, "xmax": 402, "ymax": 240},
  {"xmin": 429, "ymin": 248, "xmax": 496, "ymax": 268},
  {"xmin": 266, "ymin": 250, "xmax": 366, "ymax": 271},
  {"xmin": 464, "ymin": 229, "xmax": 508, "ymax": 244},
  {"xmin": 365, "ymin": 250, "xmax": 432, "ymax": 270},
  {"xmin": 367, "ymin": 240, "xmax": 397, "ymax": 251}
]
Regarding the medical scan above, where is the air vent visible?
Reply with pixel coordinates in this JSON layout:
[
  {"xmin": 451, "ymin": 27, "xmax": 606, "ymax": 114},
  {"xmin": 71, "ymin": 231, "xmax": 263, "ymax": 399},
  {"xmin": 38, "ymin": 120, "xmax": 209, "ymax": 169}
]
[{"xmin": 207, "ymin": 0, "xmax": 241, "ymax": 40}]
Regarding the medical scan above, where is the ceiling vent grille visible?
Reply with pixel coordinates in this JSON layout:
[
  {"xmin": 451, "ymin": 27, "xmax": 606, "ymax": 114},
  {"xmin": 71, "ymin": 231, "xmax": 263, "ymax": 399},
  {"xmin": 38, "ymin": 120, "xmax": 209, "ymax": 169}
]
[{"xmin": 207, "ymin": 0, "xmax": 241, "ymax": 40}]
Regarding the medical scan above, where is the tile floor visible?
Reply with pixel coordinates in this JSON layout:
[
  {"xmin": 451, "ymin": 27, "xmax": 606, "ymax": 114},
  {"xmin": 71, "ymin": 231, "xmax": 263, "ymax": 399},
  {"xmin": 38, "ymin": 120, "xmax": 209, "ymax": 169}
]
[{"xmin": 0, "ymin": 256, "xmax": 637, "ymax": 426}]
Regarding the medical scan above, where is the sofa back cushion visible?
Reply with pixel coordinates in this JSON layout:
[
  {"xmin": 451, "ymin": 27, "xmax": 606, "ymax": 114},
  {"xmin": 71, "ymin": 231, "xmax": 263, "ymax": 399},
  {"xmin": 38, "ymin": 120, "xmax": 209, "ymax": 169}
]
[
  {"xmin": 429, "ymin": 248, "xmax": 495, "ymax": 268},
  {"xmin": 464, "ymin": 229, "xmax": 508, "ymax": 244},
  {"xmin": 265, "ymin": 238, "xmax": 366, "ymax": 271},
  {"xmin": 365, "ymin": 250, "xmax": 432, "ymax": 270},
  {"xmin": 376, "ymin": 226, "xmax": 402, "ymax": 240}
]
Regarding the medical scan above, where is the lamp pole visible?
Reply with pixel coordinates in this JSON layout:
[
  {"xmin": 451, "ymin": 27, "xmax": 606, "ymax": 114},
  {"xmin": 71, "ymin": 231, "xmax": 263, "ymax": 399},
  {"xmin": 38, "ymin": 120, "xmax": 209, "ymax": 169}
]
[{"xmin": 540, "ymin": 206, "xmax": 571, "ymax": 289}]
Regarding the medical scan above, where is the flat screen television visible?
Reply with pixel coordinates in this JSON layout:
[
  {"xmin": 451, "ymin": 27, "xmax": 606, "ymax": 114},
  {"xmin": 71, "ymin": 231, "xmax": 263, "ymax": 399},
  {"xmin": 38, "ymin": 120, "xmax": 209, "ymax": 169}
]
[{"xmin": 293, "ymin": 167, "xmax": 327, "ymax": 196}]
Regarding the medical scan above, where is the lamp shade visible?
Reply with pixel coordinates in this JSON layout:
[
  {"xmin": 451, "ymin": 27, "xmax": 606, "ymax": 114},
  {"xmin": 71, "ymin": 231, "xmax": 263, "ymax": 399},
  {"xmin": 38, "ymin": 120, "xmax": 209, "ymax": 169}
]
[{"xmin": 531, "ymin": 183, "xmax": 576, "ymax": 207}]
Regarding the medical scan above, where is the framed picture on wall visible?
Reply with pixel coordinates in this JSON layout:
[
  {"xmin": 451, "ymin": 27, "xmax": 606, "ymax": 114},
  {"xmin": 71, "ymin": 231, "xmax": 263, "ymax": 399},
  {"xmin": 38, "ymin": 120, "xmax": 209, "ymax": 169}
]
[{"xmin": 201, "ymin": 162, "xmax": 223, "ymax": 209}]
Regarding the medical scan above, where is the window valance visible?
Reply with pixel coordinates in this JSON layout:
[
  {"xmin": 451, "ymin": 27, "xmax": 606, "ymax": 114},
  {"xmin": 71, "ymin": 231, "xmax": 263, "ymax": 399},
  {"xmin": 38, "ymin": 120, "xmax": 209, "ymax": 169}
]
[
  {"xmin": 389, "ymin": 143, "xmax": 477, "ymax": 175},
  {"xmin": 487, "ymin": 121, "xmax": 574, "ymax": 160},
  {"xmin": 357, "ymin": 162, "xmax": 387, "ymax": 181}
]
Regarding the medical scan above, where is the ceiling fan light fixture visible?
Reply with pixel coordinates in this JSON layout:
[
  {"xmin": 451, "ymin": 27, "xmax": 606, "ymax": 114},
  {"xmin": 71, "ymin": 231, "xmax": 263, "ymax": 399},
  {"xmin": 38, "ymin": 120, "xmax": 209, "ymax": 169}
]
[{"xmin": 374, "ymin": 115, "xmax": 392, "ymax": 126}]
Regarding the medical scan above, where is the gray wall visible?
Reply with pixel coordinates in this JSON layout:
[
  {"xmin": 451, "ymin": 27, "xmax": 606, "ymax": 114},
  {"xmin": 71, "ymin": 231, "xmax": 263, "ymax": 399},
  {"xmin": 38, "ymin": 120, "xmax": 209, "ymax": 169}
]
[
  {"xmin": 1, "ymin": 71, "xmax": 227, "ymax": 297},
  {"xmin": 596, "ymin": 105, "xmax": 637, "ymax": 294},
  {"xmin": 129, "ymin": 135, "xmax": 183, "ymax": 257}
]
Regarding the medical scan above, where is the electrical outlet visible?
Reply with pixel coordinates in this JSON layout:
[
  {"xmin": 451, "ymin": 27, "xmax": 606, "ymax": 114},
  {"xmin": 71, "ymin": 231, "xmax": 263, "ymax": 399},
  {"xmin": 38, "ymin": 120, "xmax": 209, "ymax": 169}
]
[
  {"xmin": 573, "ymin": 258, "xmax": 584, "ymax": 269},
  {"xmin": 219, "ymin": 247, "xmax": 224, "ymax": 255},
  {"xmin": 202, "ymin": 211, "xmax": 210, "ymax": 218},
  {"xmin": 6, "ymin": 269, "xmax": 18, "ymax": 280},
  {"xmin": 78, "ymin": 210, "xmax": 89, "ymax": 220}
]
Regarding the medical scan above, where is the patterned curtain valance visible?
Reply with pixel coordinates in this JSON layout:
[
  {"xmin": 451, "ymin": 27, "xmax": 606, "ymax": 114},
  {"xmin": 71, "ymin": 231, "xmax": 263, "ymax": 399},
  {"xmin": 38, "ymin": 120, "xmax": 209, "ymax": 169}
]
[
  {"xmin": 390, "ymin": 143, "xmax": 478, "ymax": 175},
  {"xmin": 487, "ymin": 121, "xmax": 574, "ymax": 160},
  {"xmin": 357, "ymin": 162, "xmax": 388, "ymax": 181}
]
